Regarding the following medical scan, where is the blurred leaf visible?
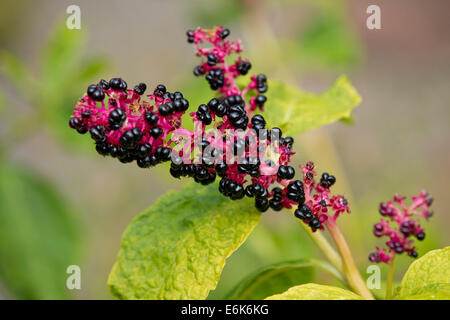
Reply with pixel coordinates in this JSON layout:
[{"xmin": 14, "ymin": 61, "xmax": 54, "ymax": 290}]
[
  {"xmin": 263, "ymin": 75, "xmax": 361, "ymax": 136},
  {"xmin": 38, "ymin": 24, "xmax": 108, "ymax": 151},
  {"xmin": 396, "ymin": 247, "xmax": 450, "ymax": 299},
  {"xmin": 265, "ymin": 283, "xmax": 362, "ymax": 300},
  {"xmin": 1, "ymin": 21, "xmax": 108, "ymax": 152},
  {"xmin": 0, "ymin": 163, "xmax": 83, "ymax": 299},
  {"xmin": 74, "ymin": 57, "xmax": 109, "ymax": 83},
  {"xmin": 225, "ymin": 258, "xmax": 342, "ymax": 300},
  {"xmin": 41, "ymin": 23, "xmax": 85, "ymax": 83},
  {"xmin": 300, "ymin": 12, "xmax": 361, "ymax": 68},
  {"xmin": 41, "ymin": 56, "xmax": 109, "ymax": 151},
  {"xmin": 279, "ymin": 1, "xmax": 363, "ymax": 70},
  {"xmin": 339, "ymin": 114, "xmax": 355, "ymax": 125},
  {"xmin": 108, "ymin": 182, "xmax": 261, "ymax": 300},
  {"xmin": 0, "ymin": 51, "xmax": 36, "ymax": 97},
  {"xmin": 189, "ymin": 0, "xmax": 242, "ymax": 26},
  {"xmin": 180, "ymin": 77, "xmax": 214, "ymax": 132}
]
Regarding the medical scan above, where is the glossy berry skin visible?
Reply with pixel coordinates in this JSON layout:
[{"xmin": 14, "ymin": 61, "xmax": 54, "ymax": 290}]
[
  {"xmin": 219, "ymin": 178, "xmax": 245, "ymax": 200},
  {"xmin": 320, "ymin": 173, "xmax": 336, "ymax": 188},
  {"xmin": 134, "ymin": 82, "xmax": 147, "ymax": 95},
  {"xmin": 208, "ymin": 98, "xmax": 227, "ymax": 117},
  {"xmin": 174, "ymin": 98, "xmax": 189, "ymax": 111},
  {"xmin": 294, "ymin": 204, "xmax": 313, "ymax": 221},
  {"xmin": 196, "ymin": 104, "xmax": 213, "ymax": 125},
  {"xmin": 225, "ymin": 96, "xmax": 248, "ymax": 129},
  {"xmin": 309, "ymin": 218, "xmax": 321, "ymax": 230},
  {"xmin": 95, "ymin": 142, "xmax": 110, "ymax": 156},
  {"xmin": 144, "ymin": 111, "xmax": 159, "ymax": 126},
  {"xmin": 237, "ymin": 61, "xmax": 251, "ymax": 75},
  {"xmin": 205, "ymin": 69, "xmax": 225, "ymax": 90},
  {"xmin": 99, "ymin": 79, "xmax": 110, "ymax": 90},
  {"xmin": 255, "ymin": 198, "xmax": 269, "ymax": 212},
  {"xmin": 87, "ymin": 84, "xmax": 105, "ymax": 101},
  {"xmin": 251, "ymin": 115, "xmax": 266, "ymax": 130},
  {"xmin": 69, "ymin": 117, "xmax": 87, "ymax": 134},
  {"xmin": 286, "ymin": 180, "xmax": 305, "ymax": 204},
  {"xmin": 186, "ymin": 29, "xmax": 195, "ymax": 43},
  {"xmin": 219, "ymin": 28, "xmax": 230, "ymax": 39},
  {"xmin": 269, "ymin": 198, "xmax": 283, "ymax": 211},
  {"xmin": 277, "ymin": 165, "xmax": 295, "ymax": 180},
  {"xmin": 120, "ymin": 128, "xmax": 143, "ymax": 149},
  {"xmin": 109, "ymin": 108, "xmax": 127, "ymax": 130},
  {"xmin": 154, "ymin": 84, "xmax": 166, "ymax": 97},
  {"xmin": 282, "ymin": 136, "xmax": 294, "ymax": 149},
  {"xmin": 207, "ymin": 54, "xmax": 219, "ymax": 66},
  {"xmin": 89, "ymin": 126, "xmax": 106, "ymax": 143},
  {"xmin": 416, "ymin": 232, "xmax": 425, "ymax": 240},
  {"xmin": 194, "ymin": 65, "xmax": 206, "ymax": 76},
  {"xmin": 255, "ymin": 95, "xmax": 267, "ymax": 107},
  {"xmin": 158, "ymin": 103, "xmax": 174, "ymax": 116},
  {"xmin": 150, "ymin": 127, "xmax": 163, "ymax": 138},
  {"xmin": 256, "ymin": 74, "xmax": 268, "ymax": 93},
  {"xmin": 109, "ymin": 77, "xmax": 127, "ymax": 91},
  {"xmin": 215, "ymin": 163, "xmax": 228, "ymax": 177}
]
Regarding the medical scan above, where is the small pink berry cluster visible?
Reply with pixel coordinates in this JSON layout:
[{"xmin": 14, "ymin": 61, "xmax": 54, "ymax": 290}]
[
  {"xmin": 68, "ymin": 26, "xmax": 351, "ymax": 231},
  {"xmin": 369, "ymin": 191, "xmax": 434, "ymax": 263}
]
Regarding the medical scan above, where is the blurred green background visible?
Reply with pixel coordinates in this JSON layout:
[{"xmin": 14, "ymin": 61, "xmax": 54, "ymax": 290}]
[{"xmin": 0, "ymin": 0, "xmax": 448, "ymax": 299}]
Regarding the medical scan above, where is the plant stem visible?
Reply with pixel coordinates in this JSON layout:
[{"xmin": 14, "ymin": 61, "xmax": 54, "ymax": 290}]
[
  {"xmin": 326, "ymin": 219, "xmax": 375, "ymax": 300},
  {"xmin": 386, "ymin": 255, "xmax": 396, "ymax": 300},
  {"xmin": 295, "ymin": 216, "xmax": 344, "ymax": 275}
]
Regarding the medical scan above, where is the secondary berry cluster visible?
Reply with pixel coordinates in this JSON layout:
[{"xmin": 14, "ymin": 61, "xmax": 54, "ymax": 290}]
[
  {"xmin": 69, "ymin": 26, "xmax": 351, "ymax": 232},
  {"xmin": 369, "ymin": 191, "xmax": 434, "ymax": 263}
]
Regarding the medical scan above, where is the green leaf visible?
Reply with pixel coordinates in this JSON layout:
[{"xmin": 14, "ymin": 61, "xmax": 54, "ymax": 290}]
[
  {"xmin": 396, "ymin": 247, "xmax": 450, "ymax": 299},
  {"xmin": 265, "ymin": 283, "xmax": 362, "ymax": 300},
  {"xmin": 263, "ymin": 75, "xmax": 361, "ymax": 137},
  {"xmin": 0, "ymin": 163, "xmax": 83, "ymax": 299},
  {"xmin": 108, "ymin": 182, "xmax": 261, "ymax": 300},
  {"xmin": 225, "ymin": 258, "xmax": 343, "ymax": 300}
]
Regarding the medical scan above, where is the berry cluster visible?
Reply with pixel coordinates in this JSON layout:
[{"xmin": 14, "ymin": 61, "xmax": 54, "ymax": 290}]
[
  {"xmin": 69, "ymin": 26, "xmax": 351, "ymax": 232},
  {"xmin": 69, "ymin": 78, "xmax": 189, "ymax": 167},
  {"xmin": 369, "ymin": 191, "xmax": 434, "ymax": 263}
]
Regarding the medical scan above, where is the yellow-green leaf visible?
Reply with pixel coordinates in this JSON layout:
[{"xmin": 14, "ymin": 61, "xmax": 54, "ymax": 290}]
[
  {"xmin": 108, "ymin": 182, "xmax": 261, "ymax": 300},
  {"xmin": 397, "ymin": 247, "xmax": 450, "ymax": 299},
  {"xmin": 402, "ymin": 283, "xmax": 450, "ymax": 300},
  {"xmin": 225, "ymin": 258, "xmax": 343, "ymax": 300},
  {"xmin": 265, "ymin": 283, "xmax": 362, "ymax": 300},
  {"xmin": 263, "ymin": 75, "xmax": 361, "ymax": 136}
]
